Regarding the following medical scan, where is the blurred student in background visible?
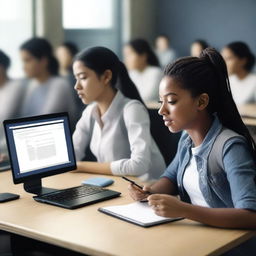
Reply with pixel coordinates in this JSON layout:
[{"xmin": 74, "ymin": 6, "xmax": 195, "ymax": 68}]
[
  {"xmin": 56, "ymin": 41, "xmax": 79, "ymax": 78},
  {"xmin": 221, "ymin": 41, "xmax": 256, "ymax": 105},
  {"xmin": 123, "ymin": 39, "xmax": 162, "ymax": 102},
  {"xmin": 73, "ymin": 46, "xmax": 165, "ymax": 181},
  {"xmin": 19, "ymin": 38, "xmax": 77, "ymax": 130},
  {"xmin": 0, "ymin": 50, "xmax": 26, "ymax": 162},
  {"xmin": 155, "ymin": 34, "xmax": 177, "ymax": 68},
  {"xmin": 56, "ymin": 41, "xmax": 84, "ymax": 120},
  {"xmin": 190, "ymin": 39, "xmax": 209, "ymax": 57}
]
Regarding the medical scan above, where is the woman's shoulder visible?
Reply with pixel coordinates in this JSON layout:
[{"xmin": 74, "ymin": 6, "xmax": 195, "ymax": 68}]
[
  {"xmin": 48, "ymin": 76, "xmax": 71, "ymax": 86},
  {"xmin": 219, "ymin": 128, "xmax": 247, "ymax": 152},
  {"xmin": 81, "ymin": 102, "xmax": 97, "ymax": 116},
  {"xmin": 123, "ymin": 98, "xmax": 146, "ymax": 112},
  {"xmin": 246, "ymin": 73, "xmax": 256, "ymax": 83},
  {"xmin": 122, "ymin": 99, "xmax": 148, "ymax": 121}
]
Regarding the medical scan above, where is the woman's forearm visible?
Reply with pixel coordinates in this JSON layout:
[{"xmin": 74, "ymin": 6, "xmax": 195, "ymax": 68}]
[
  {"xmin": 183, "ymin": 203, "xmax": 256, "ymax": 229},
  {"xmin": 75, "ymin": 161, "xmax": 112, "ymax": 175}
]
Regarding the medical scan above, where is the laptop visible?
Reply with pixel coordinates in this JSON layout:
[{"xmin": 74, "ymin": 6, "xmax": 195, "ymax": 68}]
[{"xmin": 3, "ymin": 112, "xmax": 121, "ymax": 209}]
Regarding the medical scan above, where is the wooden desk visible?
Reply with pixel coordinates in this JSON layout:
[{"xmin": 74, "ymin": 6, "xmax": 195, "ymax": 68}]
[
  {"xmin": 238, "ymin": 104, "xmax": 256, "ymax": 126},
  {"xmin": 0, "ymin": 171, "xmax": 255, "ymax": 256}
]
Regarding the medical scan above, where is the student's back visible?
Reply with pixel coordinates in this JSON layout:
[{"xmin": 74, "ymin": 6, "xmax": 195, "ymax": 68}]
[{"xmin": 19, "ymin": 38, "xmax": 77, "ymax": 130}]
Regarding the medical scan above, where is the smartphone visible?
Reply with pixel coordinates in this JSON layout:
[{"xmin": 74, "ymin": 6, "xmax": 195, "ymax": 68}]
[{"xmin": 0, "ymin": 193, "xmax": 20, "ymax": 203}]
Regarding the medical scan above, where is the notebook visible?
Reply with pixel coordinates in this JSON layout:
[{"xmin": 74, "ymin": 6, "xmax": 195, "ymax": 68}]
[{"xmin": 98, "ymin": 202, "xmax": 183, "ymax": 227}]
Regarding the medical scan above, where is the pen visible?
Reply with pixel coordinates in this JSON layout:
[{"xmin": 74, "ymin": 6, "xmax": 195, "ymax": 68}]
[
  {"xmin": 122, "ymin": 176, "xmax": 151, "ymax": 203},
  {"xmin": 122, "ymin": 176, "xmax": 151, "ymax": 194}
]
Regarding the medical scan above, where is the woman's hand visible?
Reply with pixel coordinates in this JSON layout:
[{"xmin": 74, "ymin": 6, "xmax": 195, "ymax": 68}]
[
  {"xmin": 148, "ymin": 194, "xmax": 187, "ymax": 218},
  {"xmin": 128, "ymin": 184, "xmax": 151, "ymax": 201}
]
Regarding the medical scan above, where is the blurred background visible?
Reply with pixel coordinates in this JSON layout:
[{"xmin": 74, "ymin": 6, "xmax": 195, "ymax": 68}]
[
  {"xmin": 1, "ymin": 0, "xmax": 256, "ymax": 164},
  {"xmin": 1, "ymin": 0, "xmax": 256, "ymax": 77}
]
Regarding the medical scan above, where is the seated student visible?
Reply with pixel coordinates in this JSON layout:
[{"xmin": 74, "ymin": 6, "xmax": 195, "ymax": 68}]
[
  {"xmin": 155, "ymin": 34, "xmax": 177, "ymax": 68},
  {"xmin": 55, "ymin": 41, "xmax": 79, "ymax": 78},
  {"xmin": 55, "ymin": 41, "xmax": 84, "ymax": 121},
  {"xmin": 190, "ymin": 39, "xmax": 209, "ymax": 57},
  {"xmin": 123, "ymin": 39, "xmax": 162, "ymax": 102},
  {"xmin": 0, "ymin": 50, "xmax": 26, "ymax": 162},
  {"xmin": 221, "ymin": 41, "xmax": 256, "ymax": 105},
  {"xmin": 72, "ymin": 46, "xmax": 166, "ymax": 181},
  {"xmin": 128, "ymin": 48, "xmax": 256, "ymax": 233},
  {"xmin": 19, "ymin": 38, "xmax": 77, "ymax": 129}
]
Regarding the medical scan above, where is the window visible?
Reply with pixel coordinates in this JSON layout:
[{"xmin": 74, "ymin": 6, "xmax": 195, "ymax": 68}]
[
  {"xmin": 0, "ymin": 0, "xmax": 33, "ymax": 77},
  {"xmin": 63, "ymin": 0, "xmax": 114, "ymax": 29}
]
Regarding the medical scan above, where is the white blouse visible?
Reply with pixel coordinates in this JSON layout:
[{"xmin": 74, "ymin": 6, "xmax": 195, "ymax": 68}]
[
  {"xmin": 183, "ymin": 145, "xmax": 210, "ymax": 207},
  {"xmin": 72, "ymin": 91, "xmax": 166, "ymax": 181},
  {"xmin": 129, "ymin": 66, "xmax": 163, "ymax": 102},
  {"xmin": 229, "ymin": 73, "xmax": 256, "ymax": 105}
]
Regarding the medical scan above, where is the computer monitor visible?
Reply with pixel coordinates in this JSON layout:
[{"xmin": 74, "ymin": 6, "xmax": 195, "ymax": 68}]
[{"xmin": 3, "ymin": 113, "xmax": 76, "ymax": 195}]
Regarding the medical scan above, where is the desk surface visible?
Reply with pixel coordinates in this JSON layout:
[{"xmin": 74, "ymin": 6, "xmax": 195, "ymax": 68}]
[{"xmin": 0, "ymin": 171, "xmax": 255, "ymax": 256}]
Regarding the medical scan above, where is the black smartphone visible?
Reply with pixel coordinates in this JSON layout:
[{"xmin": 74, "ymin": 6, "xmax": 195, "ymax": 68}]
[{"xmin": 0, "ymin": 193, "xmax": 20, "ymax": 203}]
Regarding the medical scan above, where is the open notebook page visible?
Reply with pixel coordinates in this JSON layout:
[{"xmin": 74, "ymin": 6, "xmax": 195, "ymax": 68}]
[{"xmin": 99, "ymin": 202, "xmax": 182, "ymax": 227}]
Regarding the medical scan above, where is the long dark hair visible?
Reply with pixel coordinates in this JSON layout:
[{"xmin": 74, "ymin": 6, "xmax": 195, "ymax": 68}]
[
  {"xmin": 128, "ymin": 39, "xmax": 160, "ymax": 67},
  {"xmin": 20, "ymin": 37, "xmax": 59, "ymax": 76},
  {"xmin": 225, "ymin": 41, "xmax": 255, "ymax": 72},
  {"xmin": 192, "ymin": 39, "xmax": 209, "ymax": 50},
  {"xmin": 164, "ymin": 47, "xmax": 256, "ymax": 159},
  {"xmin": 61, "ymin": 41, "xmax": 79, "ymax": 56},
  {"xmin": 0, "ymin": 50, "xmax": 10, "ymax": 70},
  {"xmin": 74, "ymin": 46, "xmax": 144, "ymax": 104}
]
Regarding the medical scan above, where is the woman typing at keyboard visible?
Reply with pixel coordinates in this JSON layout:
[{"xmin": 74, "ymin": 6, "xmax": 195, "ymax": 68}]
[{"xmin": 72, "ymin": 46, "xmax": 165, "ymax": 181}]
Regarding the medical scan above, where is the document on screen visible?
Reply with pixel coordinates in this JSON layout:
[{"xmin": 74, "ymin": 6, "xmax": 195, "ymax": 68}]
[{"xmin": 11, "ymin": 120, "xmax": 70, "ymax": 173}]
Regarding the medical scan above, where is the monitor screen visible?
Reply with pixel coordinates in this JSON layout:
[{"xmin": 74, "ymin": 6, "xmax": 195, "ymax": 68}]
[{"xmin": 4, "ymin": 113, "xmax": 76, "ymax": 184}]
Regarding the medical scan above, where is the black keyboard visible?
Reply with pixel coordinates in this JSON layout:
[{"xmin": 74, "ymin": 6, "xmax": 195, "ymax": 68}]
[{"xmin": 39, "ymin": 185, "xmax": 106, "ymax": 202}]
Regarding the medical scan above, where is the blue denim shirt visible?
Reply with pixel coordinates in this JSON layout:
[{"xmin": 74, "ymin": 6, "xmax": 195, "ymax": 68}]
[{"xmin": 162, "ymin": 115, "xmax": 256, "ymax": 210}]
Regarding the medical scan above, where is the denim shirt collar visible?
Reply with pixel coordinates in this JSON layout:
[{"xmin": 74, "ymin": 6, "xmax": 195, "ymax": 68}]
[{"xmin": 183, "ymin": 113, "xmax": 223, "ymax": 161}]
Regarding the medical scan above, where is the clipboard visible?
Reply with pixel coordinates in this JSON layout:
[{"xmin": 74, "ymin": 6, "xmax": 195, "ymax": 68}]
[{"xmin": 98, "ymin": 202, "xmax": 183, "ymax": 227}]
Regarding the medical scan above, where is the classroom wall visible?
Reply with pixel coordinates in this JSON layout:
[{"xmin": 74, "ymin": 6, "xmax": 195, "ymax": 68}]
[
  {"xmin": 35, "ymin": 0, "xmax": 64, "ymax": 48},
  {"xmin": 156, "ymin": 0, "xmax": 256, "ymax": 57},
  {"xmin": 64, "ymin": 0, "xmax": 122, "ymax": 57}
]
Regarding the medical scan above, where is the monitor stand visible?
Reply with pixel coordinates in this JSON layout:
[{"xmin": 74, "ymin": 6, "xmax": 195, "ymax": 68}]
[{"xmin": 24, "ymin": 179, "xmax": 58, "ymax": 196}]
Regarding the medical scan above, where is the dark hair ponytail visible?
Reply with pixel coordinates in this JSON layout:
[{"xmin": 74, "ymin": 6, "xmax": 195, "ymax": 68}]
[
  {"xmin": 20, "ymin": 37, "xmax": 59, "ymax": 75},
  {"xmin": 225, "ymin": 41, "xmax": 255, "ymax": 72},
  {"xmin": 164, "ymin": 47, "xmax": 256, "ymax": 159},
  {"xmin": 116, "ymin": 61, "xmax": 144, "ymax": 103},
  {"xmin": 48, "ymin": 55, "xmax": 59, "ymax": 76},
  {"xmin": 0, "ymin": 50, "xmax": 11, "ymax": 70},
  {"xmin": 74, "ymin": 46, "xmax": 144, "ymax": 104},
  {"xmin": 128, "ymin": 39, "xmax": 160, "ymax": 67}
]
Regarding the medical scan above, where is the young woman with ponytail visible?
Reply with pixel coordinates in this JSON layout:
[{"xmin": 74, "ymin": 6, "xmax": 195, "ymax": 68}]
[
  {"xmin": 72, "ymin": 46, "xmax": 165, "ymax": 180},
  {"xmin": 221, "ymin": 41, "xmax": 256, "ymax": 105},
  {"xmin": 123, "ymin": 39, "xmax": 162, "ymax": 102},
  {"xmin": 19, "ymin": 38, "xmax": 76, "ymax": 126},
  {"xmin": 129, "ymin": 48, "xmax": 256, "ymax": 231}
]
